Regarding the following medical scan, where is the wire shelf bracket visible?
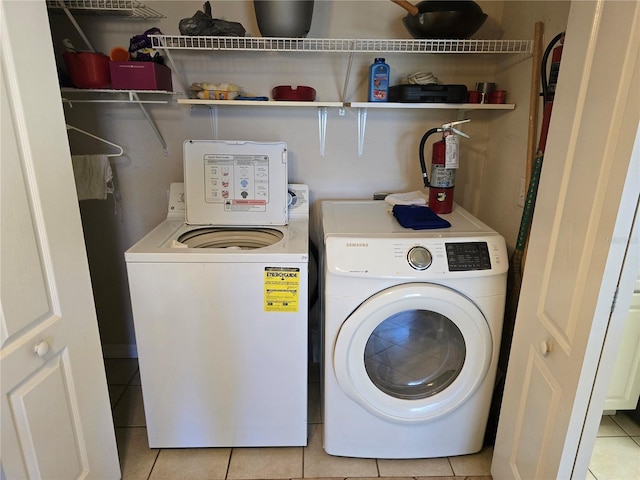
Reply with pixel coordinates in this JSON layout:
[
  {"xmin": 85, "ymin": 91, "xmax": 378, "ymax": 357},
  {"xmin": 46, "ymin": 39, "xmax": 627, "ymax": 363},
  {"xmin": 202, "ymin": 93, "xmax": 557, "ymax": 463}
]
[
  {"xmin": 62, "ymin": 89, "xmax": 172, "ymax": 155},
  {"xmin": 47, "ymin": 0, "xmax": 165, "ymax": 19}
]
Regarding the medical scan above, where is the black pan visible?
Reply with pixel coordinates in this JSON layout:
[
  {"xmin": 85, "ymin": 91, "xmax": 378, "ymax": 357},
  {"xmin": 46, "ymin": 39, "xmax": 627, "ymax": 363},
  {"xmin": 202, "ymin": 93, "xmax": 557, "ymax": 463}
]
[{"xmin": 391, "ymin": 0, "xmax": 487, "ymax": 39}]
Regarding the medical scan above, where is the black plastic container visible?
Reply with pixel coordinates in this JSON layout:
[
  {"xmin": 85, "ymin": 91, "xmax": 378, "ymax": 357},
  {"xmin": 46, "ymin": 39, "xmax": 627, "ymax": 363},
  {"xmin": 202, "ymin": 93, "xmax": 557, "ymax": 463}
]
[{"xmin": 389, "ymin": 84, "xmax": 468, "ymax": 103}]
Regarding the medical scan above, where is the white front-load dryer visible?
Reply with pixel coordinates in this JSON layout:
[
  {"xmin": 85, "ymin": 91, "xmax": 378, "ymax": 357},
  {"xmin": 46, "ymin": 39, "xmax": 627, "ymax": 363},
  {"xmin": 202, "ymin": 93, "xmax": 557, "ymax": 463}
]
[{"xmin": 321, "ymin": 200, "xmax": 508, "ymax": 458}]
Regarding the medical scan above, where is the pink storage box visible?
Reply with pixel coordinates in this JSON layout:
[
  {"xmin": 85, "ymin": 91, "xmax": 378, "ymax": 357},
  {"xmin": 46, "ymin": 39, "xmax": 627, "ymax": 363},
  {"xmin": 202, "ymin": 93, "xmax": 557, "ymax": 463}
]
[{"xmin": 109, "ymin": 61, "xmax": 173, "ymax": 91}]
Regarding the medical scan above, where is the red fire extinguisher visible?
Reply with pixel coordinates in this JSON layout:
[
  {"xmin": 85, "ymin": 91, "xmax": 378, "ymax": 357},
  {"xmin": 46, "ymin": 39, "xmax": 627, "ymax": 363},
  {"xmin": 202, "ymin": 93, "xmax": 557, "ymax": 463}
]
[{"xmin": 419, "ymin": 119, "xmax": 470, "ymax": 214}]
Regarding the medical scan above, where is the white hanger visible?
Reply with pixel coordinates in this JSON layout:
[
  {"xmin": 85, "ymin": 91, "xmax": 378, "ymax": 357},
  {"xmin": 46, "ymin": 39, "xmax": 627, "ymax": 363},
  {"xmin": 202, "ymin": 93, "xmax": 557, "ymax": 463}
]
[{"xmin": 66, "ymin": 124, "xmax": 124, "ymax": 157}]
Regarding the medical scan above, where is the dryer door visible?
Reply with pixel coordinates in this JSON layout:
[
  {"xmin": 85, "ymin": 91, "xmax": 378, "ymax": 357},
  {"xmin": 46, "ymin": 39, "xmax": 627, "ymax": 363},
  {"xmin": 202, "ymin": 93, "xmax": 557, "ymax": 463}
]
[{"xmin": 333, "ymin": 283, "xmax": 492, "ymax": 423}]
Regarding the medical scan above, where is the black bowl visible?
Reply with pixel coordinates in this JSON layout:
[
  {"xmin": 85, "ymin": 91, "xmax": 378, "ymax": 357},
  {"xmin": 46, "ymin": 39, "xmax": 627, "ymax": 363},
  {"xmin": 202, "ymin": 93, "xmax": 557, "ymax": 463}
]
[
  {"xmin": 416, "ymin": 0, "xmax": 483, "ymax": 13},
  {"xmin": 403, "ymin": 10, "xmax": 488, "ymax": 39}
]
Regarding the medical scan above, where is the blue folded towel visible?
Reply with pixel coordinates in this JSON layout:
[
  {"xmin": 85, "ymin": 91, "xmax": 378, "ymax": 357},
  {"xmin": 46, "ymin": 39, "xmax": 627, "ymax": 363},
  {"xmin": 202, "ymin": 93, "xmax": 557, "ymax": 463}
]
[{"xmin": 392, "ymin": 205, "xmax": 451, "ymax": 230}]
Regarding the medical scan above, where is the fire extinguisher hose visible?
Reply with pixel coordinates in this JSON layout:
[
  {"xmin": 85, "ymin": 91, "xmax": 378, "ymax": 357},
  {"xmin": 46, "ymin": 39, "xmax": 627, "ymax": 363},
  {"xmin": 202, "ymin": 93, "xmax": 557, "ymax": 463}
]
[
  {"xmin": 418, "ymin": 127, "xmax": 441, "ymax": 188},
  {"xmin": 541, "ymin": 32, "xmax": 565, "ymax": 103}
]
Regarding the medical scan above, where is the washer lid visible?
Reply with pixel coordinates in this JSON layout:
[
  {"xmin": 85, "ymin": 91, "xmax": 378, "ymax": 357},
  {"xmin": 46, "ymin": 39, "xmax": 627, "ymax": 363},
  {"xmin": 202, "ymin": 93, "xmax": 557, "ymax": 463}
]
[{"xmin": 183, "ymin": 140, "xmax": 288, "ymax": 226}]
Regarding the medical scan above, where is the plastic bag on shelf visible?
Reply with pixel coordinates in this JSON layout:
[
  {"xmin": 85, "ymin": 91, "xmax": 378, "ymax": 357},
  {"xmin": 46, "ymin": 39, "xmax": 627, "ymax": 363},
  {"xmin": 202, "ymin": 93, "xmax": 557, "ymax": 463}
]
[
  {"xmin": 179, "ymin": 1, "xmax": 246, "ymax": 37},
  {"xmin": 188, "ymin": 82, "xmax": 243, "ymax": 100}
]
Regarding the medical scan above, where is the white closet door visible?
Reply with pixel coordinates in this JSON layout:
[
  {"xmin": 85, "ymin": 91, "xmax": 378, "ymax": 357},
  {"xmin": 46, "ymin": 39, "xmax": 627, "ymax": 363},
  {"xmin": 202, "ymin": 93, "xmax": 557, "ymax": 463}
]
[
  {"xmin": 491, "ymin": 1, "xmax": 640, "ymax": 478},
  {"xmin": 0, "ymin": 1, "xmax": 120, "ymax": 478}
]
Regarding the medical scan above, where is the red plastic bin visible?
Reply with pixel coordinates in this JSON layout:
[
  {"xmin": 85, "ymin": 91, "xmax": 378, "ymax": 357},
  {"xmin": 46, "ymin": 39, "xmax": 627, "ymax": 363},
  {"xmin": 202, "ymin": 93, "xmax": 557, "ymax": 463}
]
[{"xmin": 64, "ymin": 52, "xmax": 111, "ymax": 89}]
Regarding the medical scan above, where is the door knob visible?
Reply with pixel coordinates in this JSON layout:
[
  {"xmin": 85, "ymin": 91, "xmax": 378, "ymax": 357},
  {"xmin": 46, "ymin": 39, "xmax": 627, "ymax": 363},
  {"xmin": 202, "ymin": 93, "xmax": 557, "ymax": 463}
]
[
  {"xmin": 539, "ymin": 340, "xmax": 552, "ymax": 356},
  {"xmin": 34, "ymin": 341, "xmax": 50, "ymax": 358}
]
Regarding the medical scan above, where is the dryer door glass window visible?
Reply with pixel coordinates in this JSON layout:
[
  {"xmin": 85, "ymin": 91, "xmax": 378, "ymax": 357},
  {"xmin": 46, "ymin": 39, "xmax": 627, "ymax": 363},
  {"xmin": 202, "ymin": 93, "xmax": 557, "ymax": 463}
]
[{"xmin": 364, "ymin": 309, "xmax": 465, "ymax": 400}]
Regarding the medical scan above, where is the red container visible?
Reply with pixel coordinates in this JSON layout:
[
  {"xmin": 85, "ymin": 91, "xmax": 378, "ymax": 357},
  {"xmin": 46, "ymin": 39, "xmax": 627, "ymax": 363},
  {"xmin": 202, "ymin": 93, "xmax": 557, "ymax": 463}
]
[
  {"xmin": 109, "ymin": 62, "xmax": 173, "ymax": 91},
  {"xmin": 63, "ymin": 52, "xmax": 110, "ymax": 89},
  {"xmin": 467, "ymin": 90, "xmax": 481, "ymax": 103},
  {"xmin": 272, "ymin": 85, "xmax": 316, "ymax": 101},
  {"xmin": 488, "ymin": 90, "xmax": 507, "ymax": 104}
]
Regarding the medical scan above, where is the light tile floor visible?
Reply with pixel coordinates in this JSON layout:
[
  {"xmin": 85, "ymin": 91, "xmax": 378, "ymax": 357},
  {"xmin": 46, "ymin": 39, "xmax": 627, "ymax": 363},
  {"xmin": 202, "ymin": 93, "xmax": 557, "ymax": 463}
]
[
  {"xmin": 105, "ymin": 358, "xmax": 640, "ymax": 480},
  {"xmin": 587, "ymin": 414, "xmax": 640, "ymax": 480},
  {"xmin": 105, "ymin": 358, "xmax": 493, "ymax": 480}
]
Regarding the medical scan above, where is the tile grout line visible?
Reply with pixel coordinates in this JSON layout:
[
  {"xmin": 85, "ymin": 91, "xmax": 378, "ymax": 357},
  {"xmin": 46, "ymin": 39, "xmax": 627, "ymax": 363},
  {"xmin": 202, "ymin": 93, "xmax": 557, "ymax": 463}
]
[
  {"xmin": 110, "ymin": 385, "xmax": 128, "ymax": 411},
  {"xmin": 611, "ymin": 413, "xmax": 638, "ymax": 437},
  {"xmin": 127, "ymin": 367, "xmax": 139, "ymax": 386},
  {"xmin": 225, "ymin": 447, "xmax": 234, "ymax": 480},
  {"xmin": 145, "ymin": 448, "xmax": 160, "ymax": 480}
]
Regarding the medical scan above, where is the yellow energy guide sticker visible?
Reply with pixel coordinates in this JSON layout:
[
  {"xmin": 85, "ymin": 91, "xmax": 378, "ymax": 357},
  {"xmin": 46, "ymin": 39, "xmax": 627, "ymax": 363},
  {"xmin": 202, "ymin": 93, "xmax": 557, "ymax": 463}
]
[{"xmin": 264, "ymin": 267, "xmax": 300, "ymax": 312}]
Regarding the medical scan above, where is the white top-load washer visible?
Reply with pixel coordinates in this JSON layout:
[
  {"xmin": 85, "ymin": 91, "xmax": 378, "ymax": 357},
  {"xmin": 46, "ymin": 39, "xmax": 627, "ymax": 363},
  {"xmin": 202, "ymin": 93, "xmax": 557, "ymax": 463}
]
[
  {"xmin": 125, "ymin": 140, "xmax": 309, "ymax": 448},
  {"xmin": 321, "ymin": 200, "xmax": 508, "ymax": 458}
]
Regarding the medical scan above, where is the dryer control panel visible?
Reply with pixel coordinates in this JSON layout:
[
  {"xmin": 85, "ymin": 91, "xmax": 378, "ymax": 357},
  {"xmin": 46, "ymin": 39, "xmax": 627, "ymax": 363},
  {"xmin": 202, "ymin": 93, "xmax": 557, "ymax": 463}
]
[
  {"xmin": 325, "ymin": 235, "xmax": 507, "ymax": 280},
  {"xmin": 407, "ymin": 241, "xmax": 493, "ymax": 272},
  {"xmin": 445, "ymin": 242, "xmax": 492, "ymax": 271}
]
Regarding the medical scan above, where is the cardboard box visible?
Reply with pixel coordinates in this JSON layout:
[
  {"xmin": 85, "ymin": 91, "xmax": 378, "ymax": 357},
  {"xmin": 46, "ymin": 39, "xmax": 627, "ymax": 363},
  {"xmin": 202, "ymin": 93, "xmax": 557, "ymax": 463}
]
[{"xmin": 109, "ymin": 61, "xmax": 173, "ymax": 91}]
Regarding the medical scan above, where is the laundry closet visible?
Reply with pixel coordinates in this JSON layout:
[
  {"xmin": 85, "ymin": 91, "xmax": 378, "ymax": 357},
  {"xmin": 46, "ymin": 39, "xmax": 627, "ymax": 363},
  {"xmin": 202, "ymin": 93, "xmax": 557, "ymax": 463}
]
[
  {"xmin": 47, "ymin": 0, "xmax": 638, "ymax": 407},
  {"xmin": 44, "ymin": 0, "xmax": 640, "ymax": 439},
  {"xmin": 46, "ymin": 0, "xmax": 564, "ymax": 355},
  {"xmin": 2, "ymin": 1, "xmax": 639, "ymax": 477}
]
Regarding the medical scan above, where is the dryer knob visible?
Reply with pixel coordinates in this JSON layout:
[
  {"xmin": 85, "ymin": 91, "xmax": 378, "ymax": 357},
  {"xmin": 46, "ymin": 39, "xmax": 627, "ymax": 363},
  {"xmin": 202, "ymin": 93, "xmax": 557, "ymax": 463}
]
[{"xmin": 407, "ymin": 246, "xmax": 432, "ymax": 270}]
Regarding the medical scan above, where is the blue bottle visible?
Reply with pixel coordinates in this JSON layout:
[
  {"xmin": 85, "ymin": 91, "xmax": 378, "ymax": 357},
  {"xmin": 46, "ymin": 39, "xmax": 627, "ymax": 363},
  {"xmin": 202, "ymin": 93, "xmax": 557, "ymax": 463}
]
[{"xmin": 368, "ymin": 58, "xmax": 390, "ymax": 102}]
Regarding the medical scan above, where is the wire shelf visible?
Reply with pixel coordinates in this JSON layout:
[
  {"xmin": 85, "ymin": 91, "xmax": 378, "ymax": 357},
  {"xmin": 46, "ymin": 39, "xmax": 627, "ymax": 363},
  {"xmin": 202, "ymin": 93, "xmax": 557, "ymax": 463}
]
[
  {"xmin": 150, "ymin": 35, "xmax": 532, "ymax": 54},
  {"xmin": 47, "ymin": 0, "xmax": 164, "ymax": 19}
]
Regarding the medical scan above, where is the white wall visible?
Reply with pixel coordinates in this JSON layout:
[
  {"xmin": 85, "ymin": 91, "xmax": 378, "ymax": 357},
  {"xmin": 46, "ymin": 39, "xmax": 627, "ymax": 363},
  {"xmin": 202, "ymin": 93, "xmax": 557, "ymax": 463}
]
[
  {"xmin": 47, "ymin": 1, "xmax": 570, "ymax": 354},
  {"xmin": 478, "ymin": 0, "xmax": 570, "ymax": 249}
]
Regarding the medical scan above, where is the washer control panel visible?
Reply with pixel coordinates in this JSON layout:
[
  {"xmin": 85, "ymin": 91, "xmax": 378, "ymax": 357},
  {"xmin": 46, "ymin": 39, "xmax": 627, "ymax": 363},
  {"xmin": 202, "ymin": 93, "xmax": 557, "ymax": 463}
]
[
  {"xmin": 407, "ymin": 246, "xmax": 433, "ymax": 270},
  {"xmin": 183, "ymin": 140, "xmax": 288, "ymax": 226}
]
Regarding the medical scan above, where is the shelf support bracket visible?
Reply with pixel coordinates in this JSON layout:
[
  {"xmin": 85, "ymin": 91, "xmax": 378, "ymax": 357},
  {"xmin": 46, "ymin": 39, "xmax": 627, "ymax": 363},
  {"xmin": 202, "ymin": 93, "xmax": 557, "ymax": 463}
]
[
  {"xmin": 57, "ymin": 0, "xmax": 95, "ymax": 52},
  {"xmin": 457, "ymin": 109, "xmax": 470, "ymax": 121},
  {"xmin": 209, "ymin": 106, "xmax": 219, "ymax": 140},
  {"xmin": 131, "ymin": 92, "xmax": 168, "ymax": 155},
  {"xmin": 341, "ymin": 51, "xmax": 355, "ymax": 104},
  {"xmin": 155, "ymin": 40, "xmax": 188, "ymax": 93},
  {"xmin": 357, "ymin": 107, "xmax": 368, "ymax": 157},
  {"xmin": 318, "ymin": 107, "xmax": 328, "ymax": 157}
]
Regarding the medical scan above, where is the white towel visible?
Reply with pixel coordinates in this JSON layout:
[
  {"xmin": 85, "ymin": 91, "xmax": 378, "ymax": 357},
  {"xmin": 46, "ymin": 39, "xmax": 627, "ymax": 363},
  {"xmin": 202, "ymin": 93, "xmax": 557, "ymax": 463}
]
[
  {"xmin": 384, "ymin": 191, "xmax": 428, "ymax": 206},
  {"xmin": 71, "ymin": 154, "xmax": 114, "ymax": 201}
]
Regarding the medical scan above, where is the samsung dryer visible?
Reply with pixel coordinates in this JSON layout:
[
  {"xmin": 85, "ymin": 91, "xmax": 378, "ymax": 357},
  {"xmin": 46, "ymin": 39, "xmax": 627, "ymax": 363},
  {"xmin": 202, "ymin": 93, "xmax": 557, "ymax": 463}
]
[{"xmin": 321, "ymin": 200, "xmax": 508, "ymax": 458}]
